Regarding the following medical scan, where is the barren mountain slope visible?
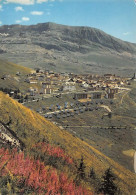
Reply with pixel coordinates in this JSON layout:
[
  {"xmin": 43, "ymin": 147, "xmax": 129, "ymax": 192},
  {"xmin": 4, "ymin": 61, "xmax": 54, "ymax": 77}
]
[{"xmin": 0, "ymin": 22, "xmax": 135, "ymax": 76}]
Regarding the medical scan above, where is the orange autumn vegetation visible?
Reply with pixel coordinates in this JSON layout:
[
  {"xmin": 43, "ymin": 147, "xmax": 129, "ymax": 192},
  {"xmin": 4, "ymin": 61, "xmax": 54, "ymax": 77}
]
[{"xmin": 0, "ymin": 147, "xmax": 92, "ymax": 195}]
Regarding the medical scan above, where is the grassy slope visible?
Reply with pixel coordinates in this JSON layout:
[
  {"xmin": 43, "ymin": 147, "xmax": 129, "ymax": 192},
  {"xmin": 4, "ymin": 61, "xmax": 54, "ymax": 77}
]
[
  {"xmin": 0, "ymin": 58, "xmax": 33, "ymax": 91},
  {"xmin": 0, "ymin": 92, "xmax": 136, "ymax": 194},
  {"xmin": 0, "ymin": 58, "xmax": 31, "ymax": 75}
]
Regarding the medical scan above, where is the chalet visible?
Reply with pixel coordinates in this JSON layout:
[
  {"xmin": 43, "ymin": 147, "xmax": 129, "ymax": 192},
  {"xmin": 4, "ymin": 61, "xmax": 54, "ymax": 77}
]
[
  {"xmin": 29, "ymin": 80, "xmax": 38, "ymax": 84},
  {"xmin": 89, "ymin": 81, "xmax": 98, "ymax": 87},
  {"xmin": 51, "ymin": 77, "xmax": 61, "ymax": 83},
  {"xmin": 54, "ymin": 73, "xmax": 60, "ymax": 77},
  {"xmin": 49, "ymin": 71, "xmax": 55, "ymax": 75},
  {"xmin": 16, "ymin": 72, "xmax": 21, "ymax": 76},
  {"xmin": 1, "ymin": 74, "xmax": 10, "ymax": 80},
  {"xmin": 28, "ymin": 87, "xmax": 38, "ymax": 96},
  {"xmin": 29, "ymin": 73, "xmax": 36, "ymax": 77},
  {"xmin": 81, "ymin": 82, "xmax": 89, "ymax": 88},
  {"xmin": 39, "ymin": 69, "xmax": 45, "ymax": 73},
  {"xmin": 60, "ymin": 84, "xmax": 76, "ymax": 92},
  {"xmin": 1, "ymin": 75, "xmax": 7, "ymax": 80},
  {"xmin": 35, "ymin": 68, "xmax": 44, "ymax": 74},
  {"xmin": 36, "ymin": 72, "xmax": 43, "ymax": 77},
  {"xmin": 67, "ymin": 78, "xmax": 75, "ymax": 82},
  {"xmin": 38, "ymin": 75, "xmax": 45, "ymax": 81},
  {"xmin": 45, "ymin": 71, "xmax": 49, "ymax": 76},
  {"xmin": 65, "ymin": 80, "xmax": 75, "ymax": 86},
  {"xmin": 104, "ymin": 74, "xmax": 115, "ymax": 80},
  {"xmin": 76, "ymin": 80, "xmax": 83, "ymax": 84},
  {"xmin": 25, "ymin": 77, "xmax": 38, "ymax": 83},
  {"xmin": 119, "ymin": 81, "xmax": 125, "ymax": 86}
]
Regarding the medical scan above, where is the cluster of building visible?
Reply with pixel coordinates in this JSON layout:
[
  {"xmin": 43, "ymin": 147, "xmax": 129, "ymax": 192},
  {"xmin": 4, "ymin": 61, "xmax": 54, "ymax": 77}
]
[
  {"xmin": 1, "ymin": 68, "xmax": 133, "ymax": 101},
  {"xmin": 25, "ymin": 69, "xmax": 131, "ymax": 99}
]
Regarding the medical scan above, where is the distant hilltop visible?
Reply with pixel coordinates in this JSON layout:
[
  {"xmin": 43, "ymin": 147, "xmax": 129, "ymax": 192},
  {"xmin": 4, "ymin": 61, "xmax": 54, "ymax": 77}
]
[{"xmin": 0, "ymin": 22, "xmax": 136, "ymax": 76}]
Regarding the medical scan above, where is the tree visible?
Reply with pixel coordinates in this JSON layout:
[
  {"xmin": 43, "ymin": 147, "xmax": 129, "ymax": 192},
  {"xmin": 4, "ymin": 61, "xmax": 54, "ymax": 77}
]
[
  {"xmin": 77, "ymin": 156, "xmax": 86, "ymax": 180},
  {"xmin": 89, "ymin": 168, "xmax": 96, "ymax": 179},
  {"xmin": 98, "ymin": 168, "xmax": 117, "ymax": 195}
]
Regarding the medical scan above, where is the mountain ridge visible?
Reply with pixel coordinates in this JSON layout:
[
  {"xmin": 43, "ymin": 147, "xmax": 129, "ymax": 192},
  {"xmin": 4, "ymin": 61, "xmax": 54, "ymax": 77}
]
[
  {"xmin": 0, "ymin": 22, "xmax": 135, "ymax": 43},
  {"xmin": 0, "ymin": 22, "xmax": 135, "ymax": 51},
  {"xmin": 0, "ymin": 22, "xmax": 135, "ymax": 76}
]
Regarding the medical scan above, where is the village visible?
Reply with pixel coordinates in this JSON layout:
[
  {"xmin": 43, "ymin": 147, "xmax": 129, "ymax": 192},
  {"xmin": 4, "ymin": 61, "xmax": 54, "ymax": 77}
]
[
  {"xmin": 24, "ymin": 68, "xmax": 130, "ymax": 99},
  {"xmin": 1, "ymin": 69, "xmax": 135, "ymax": 131},
  {"xmin": 2, "ymin": 68, "xmax": 132, "ymax": 96},
  {"xmin": 1, "ymin": 68, "xmax": 134, "ymax": 118}
]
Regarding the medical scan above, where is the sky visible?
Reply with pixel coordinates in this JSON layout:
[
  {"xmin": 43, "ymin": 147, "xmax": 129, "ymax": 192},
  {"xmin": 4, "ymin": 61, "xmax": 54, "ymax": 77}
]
[{"xmin": 0, "ymin": 0, "xmax": 136, "ymax": 43}]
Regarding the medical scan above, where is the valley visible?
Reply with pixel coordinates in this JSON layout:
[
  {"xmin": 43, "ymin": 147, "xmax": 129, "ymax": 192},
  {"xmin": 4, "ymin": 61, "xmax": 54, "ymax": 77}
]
[{"xmin": 0, "ymin": 23, "xmax": 136, "ymax": 194}]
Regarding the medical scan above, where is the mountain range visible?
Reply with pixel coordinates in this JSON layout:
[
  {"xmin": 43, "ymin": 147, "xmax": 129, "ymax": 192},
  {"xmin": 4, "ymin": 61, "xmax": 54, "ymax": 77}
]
[{"xmin": 0, "ymin": 22, "xmax": 136, "ymax": 76}]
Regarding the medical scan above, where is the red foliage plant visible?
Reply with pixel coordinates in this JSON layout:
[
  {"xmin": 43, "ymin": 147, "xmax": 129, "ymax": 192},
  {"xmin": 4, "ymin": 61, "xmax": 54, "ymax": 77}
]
[
  {"xmin": 0, "ymin": 148, "xmax": 93, "ymax": 194},
  {"xmin": 33, "ymin": 142, "xmax": 73, "ymax": 165}
]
